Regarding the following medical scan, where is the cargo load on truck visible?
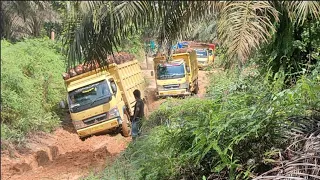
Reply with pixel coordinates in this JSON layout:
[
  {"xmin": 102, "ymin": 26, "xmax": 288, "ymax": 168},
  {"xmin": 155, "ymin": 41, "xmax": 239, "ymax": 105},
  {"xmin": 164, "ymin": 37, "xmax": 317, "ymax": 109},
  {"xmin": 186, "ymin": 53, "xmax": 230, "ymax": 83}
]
[
  {"xmin": 61, "ymin": 52, "xmax": 146, "ymax": 139},
  {"xmin": 173, "ymin": 47, "xmax": 194, "ymax": 54},
  {"xmin": 62, "ymin": 52, "xmax": 136, "ymax": 80},
  {"xmin": 151, "ymin": 48, "xmax": 199, "ymax": 98}
]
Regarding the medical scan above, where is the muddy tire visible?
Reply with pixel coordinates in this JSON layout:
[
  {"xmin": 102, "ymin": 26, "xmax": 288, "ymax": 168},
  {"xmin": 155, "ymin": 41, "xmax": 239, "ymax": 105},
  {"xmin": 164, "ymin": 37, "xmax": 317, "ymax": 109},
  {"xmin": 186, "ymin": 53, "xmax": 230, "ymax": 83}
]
[
  {"xmin": 194, "ymin": 80, "xmax": 199, "ymax": 94},
  {"xmin": 121, "ymin": 114, "xmax": 131, "ymax": 137}
]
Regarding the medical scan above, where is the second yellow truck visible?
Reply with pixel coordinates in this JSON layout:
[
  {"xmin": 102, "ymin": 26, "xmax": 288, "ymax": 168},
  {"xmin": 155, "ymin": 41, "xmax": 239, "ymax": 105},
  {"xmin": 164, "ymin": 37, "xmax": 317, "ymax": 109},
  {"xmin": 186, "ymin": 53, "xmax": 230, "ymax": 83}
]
[{"xmin": 151, "ymin": 48, "xmax": 199, "ymax": 98}]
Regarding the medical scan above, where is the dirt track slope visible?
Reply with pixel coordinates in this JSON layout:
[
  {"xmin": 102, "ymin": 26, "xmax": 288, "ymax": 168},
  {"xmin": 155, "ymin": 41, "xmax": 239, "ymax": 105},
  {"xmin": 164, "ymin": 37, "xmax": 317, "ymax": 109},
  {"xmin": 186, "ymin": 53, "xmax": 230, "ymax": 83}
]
[{"xmin": 1, "ymin": 128, "xmax": 130, "ymax": 180}]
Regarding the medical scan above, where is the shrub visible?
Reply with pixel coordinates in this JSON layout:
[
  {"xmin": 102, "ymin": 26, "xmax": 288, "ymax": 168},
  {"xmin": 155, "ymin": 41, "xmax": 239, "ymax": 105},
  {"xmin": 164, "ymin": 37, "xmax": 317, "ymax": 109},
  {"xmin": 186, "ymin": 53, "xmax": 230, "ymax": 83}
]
[{"xmin": 1, "ymin": 38, "xmax": 66, "ymax": 143}]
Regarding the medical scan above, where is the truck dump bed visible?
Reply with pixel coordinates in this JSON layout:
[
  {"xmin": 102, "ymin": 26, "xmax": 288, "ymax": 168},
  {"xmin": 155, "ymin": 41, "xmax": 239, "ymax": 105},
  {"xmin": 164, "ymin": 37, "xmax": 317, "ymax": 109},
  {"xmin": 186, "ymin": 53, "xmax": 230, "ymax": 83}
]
[
  {"xmin": 110, "ymin": 60, "xmax": 145, "ymax": 115},
  {"xmin": 64, "ymin": 59, "xmax": 145, "ymax": 116}
]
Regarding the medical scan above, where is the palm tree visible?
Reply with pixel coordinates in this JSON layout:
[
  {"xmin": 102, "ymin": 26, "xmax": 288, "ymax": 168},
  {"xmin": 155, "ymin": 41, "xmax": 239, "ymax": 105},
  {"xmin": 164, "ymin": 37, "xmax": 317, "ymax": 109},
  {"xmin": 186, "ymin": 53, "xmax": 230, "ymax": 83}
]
[
  {"xmin": 186, "ymin": 16, "xmax": 218, "ymax": 43},
  {"xmin": 62, "ymin": 1, "xmax": 320, "ymax": 70},
  {"xmin": 63, "ymin": 1, "xmax": 213, "ymax": 68},
  {"xmin": 0, "ymin": 1, "xmax": 60, "ymax": 41}
]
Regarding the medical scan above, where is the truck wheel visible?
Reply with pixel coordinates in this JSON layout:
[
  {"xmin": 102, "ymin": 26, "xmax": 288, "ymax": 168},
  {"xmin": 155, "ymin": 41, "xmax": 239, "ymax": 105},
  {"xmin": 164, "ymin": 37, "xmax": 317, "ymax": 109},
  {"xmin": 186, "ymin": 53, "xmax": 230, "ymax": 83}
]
[
  {"xmin": 121, "ymin": 114, "xmax": 131, "ymax": 137},
  {"xmin": 194, "ymin": 81, "xmax": 199, "ymax": 94}
]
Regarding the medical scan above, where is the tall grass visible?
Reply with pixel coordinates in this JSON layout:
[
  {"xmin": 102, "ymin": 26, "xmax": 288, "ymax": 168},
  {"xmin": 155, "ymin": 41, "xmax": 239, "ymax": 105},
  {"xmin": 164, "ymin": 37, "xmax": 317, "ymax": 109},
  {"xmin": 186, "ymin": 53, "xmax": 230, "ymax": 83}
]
[
  {"xmin": 1, "ymin": 38, "xmax": 66, "ymax": 144},
  {"xmin": 84, "ymin": 63, "xmax": 319, "ymax": 180}
]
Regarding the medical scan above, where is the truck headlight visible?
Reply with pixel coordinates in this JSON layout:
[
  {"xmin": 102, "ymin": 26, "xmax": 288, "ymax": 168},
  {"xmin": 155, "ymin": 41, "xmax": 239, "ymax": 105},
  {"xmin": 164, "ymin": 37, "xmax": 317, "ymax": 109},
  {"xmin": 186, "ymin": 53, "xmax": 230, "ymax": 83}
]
[
  {"xmin": 179, "ymin": 82, "xmax": 189, "ymax": 89},
  {"xmin": 157, "ymin": 85, "xmax": 165, "ymax": 90},
  {"xmin": 72, "ymin": 120, "xmax": 85, "ymax": 130},
  {"xmin": 108, "ymin": 107, "xmax": 120, "ymax": 119}
]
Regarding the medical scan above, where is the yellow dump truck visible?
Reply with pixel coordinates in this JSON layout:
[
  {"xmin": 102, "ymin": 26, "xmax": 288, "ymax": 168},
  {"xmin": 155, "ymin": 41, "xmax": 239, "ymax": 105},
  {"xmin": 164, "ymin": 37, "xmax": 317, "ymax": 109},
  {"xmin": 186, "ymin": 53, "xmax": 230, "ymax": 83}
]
[
  {"xmin": 151, "ymin": 48, "xmax": 199, "ymax": 98},
  {"xmin": 61, "ymin": 60, "xmax": 145, "ymax": 139},
  {"xmin": 189, "ymin": 43, "xmax": 215, "ymax": 69}
]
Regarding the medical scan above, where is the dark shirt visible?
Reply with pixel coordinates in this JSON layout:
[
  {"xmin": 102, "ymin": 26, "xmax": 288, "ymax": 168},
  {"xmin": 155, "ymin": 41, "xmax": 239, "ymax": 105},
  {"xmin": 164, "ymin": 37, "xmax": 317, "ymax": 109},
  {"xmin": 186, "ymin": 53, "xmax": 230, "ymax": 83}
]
[{"xmin": 133, "ymin": 98, "xmax": 144, "ymax": 121}]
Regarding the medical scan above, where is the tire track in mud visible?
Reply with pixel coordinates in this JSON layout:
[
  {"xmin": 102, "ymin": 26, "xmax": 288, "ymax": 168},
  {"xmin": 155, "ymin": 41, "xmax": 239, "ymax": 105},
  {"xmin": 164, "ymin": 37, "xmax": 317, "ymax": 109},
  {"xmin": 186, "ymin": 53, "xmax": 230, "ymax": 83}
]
[{"xmin": 1, "ymin": 129, "xmax": 131, "ymax": 180}]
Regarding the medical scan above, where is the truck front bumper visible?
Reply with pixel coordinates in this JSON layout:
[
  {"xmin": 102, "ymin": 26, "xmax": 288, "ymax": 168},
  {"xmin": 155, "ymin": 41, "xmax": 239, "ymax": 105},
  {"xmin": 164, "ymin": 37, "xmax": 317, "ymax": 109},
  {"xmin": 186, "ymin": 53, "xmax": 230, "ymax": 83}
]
[
  {"xmin": 76, "ymin": 118, "xmax": 119, "ymax": 137},
  {"xmin": 198, "ymin": 63, "xmax": 208, "ymax": 69},
  {"xmin": 156, "ymin": 89, "xmax": 191, "ymax": 98}
]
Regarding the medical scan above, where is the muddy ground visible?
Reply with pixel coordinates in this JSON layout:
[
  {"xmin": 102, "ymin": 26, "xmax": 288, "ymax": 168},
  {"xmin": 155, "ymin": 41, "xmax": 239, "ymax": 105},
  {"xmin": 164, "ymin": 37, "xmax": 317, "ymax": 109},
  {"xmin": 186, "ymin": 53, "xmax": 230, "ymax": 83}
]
[{"xmin": 1, "ymin": 57, "xmax": 213, "ymax": 180}]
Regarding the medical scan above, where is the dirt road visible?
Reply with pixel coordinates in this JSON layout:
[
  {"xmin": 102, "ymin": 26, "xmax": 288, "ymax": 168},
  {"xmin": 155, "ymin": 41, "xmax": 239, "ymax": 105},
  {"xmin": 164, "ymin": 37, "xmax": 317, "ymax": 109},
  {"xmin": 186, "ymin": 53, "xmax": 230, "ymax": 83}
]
[{"xmin": 1, "ymin": 57, "xmax": 211, "ymax": 180}]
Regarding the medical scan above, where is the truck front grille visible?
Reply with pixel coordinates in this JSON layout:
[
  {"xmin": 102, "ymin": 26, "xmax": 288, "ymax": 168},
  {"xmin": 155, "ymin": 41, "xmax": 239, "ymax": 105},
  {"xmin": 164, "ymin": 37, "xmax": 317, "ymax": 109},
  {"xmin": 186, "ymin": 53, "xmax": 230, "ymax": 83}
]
[
  {"xmin": 83, "ymin": 113, "xmax": 107, "ymax": 125},
  {"xmin": 163, "ymin": 84, "xmax": 180, "ymax": 89}
]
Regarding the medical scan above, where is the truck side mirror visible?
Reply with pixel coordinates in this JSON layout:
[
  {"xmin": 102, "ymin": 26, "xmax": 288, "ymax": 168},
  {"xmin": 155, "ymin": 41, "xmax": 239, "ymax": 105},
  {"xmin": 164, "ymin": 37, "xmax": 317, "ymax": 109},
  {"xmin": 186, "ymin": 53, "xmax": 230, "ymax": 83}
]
[
  {"xmin": 59, "ymin": 100, "xmax": 67, "ymax": 109},
  {"xmin": 110, "ymin": 81, "xmax": 117, "ymax": 95},
  {"xmin": 151, "ymin": 71, "xmax": 154, "ymax": 76},
  {"xmin": 186, "ymin": 67, "xmax": 190, "ymax": 73}
]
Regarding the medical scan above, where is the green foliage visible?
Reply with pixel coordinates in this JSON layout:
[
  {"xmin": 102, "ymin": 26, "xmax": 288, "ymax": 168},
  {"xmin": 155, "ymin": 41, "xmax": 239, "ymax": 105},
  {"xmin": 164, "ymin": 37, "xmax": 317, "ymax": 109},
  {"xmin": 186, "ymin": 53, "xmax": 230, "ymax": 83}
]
[
  {"xmin": 117, "ymin": 32, "xmax": 145, "ymax": 62},
  {"xmin": 212, "ymin": 47, "xmax": 228, "ymax": 69},
  {"xmin": 1, "ymin": 38, "xmax": 66, "ymax": 143},
  {"xmin": 87, "ymin": 63, "xmax": 319, "ymax": 180},
  {"xmin": 257, "ymin": 16, "xmax": 320, "ymax": 85}
]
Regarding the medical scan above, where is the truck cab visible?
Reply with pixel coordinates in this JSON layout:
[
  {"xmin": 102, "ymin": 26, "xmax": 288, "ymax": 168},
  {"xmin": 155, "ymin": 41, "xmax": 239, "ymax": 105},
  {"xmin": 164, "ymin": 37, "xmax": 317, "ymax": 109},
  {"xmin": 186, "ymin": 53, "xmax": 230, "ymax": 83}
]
[
  {"xmin": 66, "ymin": 71, "xmax": 126, "ymax": 138},
  {"xmin": 194, "ymin": 47, "xmax": 214, "ymax": 69},
  {"xmin": 151, "ymin": 49, "xmax": 199, "ymax": 98}
]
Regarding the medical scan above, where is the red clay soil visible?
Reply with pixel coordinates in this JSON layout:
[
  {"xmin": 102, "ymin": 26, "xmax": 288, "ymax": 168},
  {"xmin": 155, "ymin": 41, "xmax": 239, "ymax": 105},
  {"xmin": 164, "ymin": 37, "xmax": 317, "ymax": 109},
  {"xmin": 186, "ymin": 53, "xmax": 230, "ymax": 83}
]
[
  {"xmin": 1, "ymin": 129, "xmax": 131, "ymax": 180},
  {"xmin": 0, "ymin": 70, "xmax": 161, "ymax": 180}
]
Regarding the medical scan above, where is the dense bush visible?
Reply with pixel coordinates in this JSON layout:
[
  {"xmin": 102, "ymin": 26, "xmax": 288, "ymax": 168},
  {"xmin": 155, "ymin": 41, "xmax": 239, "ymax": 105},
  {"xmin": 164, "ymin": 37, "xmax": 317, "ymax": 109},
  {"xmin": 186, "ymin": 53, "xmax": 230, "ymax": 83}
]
[
  {"xmin": 256, "ymin": 19, "xmax": 320, "ymax": 85},
  {"xmin": 1, "ymin": 38, "xmax": 66, "ymax": 143},
  {"xmin": 86, "ymin": 63, "xmax": 319, "ymax": 180}
]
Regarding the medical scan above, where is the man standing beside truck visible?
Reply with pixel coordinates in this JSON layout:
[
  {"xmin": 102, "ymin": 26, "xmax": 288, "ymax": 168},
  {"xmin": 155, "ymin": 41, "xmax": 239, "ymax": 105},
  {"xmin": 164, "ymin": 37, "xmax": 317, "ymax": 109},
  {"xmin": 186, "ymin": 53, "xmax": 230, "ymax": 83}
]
[{"xmin": 131, "ymin": 89, "xmax": 145, "ymax": 141}]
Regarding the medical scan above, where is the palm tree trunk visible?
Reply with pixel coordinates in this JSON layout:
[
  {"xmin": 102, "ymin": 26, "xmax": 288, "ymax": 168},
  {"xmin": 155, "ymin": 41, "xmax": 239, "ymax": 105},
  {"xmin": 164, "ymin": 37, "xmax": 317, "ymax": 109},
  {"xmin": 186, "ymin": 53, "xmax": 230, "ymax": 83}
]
[
  {"xmin": 51, "ymin": 30, "xmax": 55, "ymax": 40},
  {"xmin": 166, "ymin": 39, "xmax": 172, "ymax": 62},
  {"xmin": 307, "ymin": 16, "xmax": 312, "ymax": 72}
]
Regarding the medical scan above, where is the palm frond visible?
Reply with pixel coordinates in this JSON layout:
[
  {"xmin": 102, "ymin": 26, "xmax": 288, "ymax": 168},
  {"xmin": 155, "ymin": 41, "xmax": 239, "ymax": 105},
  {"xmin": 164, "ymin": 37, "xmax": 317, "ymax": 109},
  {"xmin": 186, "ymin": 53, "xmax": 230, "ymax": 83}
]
[
  {"xmin": 254, "ymin": 114, "xmax": 320, "ymax": 180},
  {"xmin": 217, "ymin": 1, "xmax": 279, "ymax": 65},
  {"xmin": 63, "ymin": 1, "xmax": 282, "ymax": 68},
  {"xmin": 254, "ymin": 134, "xmax": 320, "ymax": 179},
  {"xmin": 185, "ymin": 15, "xmax": 217, "ymax": 43},
  {"xmin": 63, "ymin": 1, "xmax": 152, "ymax": 69},
  {"xmin": 287, "ymin": 1, "xmax": 320, "ymax": 25},
  {"xmin": 63, "ymin": 1, "xmax": 214, "ymax": 68}
]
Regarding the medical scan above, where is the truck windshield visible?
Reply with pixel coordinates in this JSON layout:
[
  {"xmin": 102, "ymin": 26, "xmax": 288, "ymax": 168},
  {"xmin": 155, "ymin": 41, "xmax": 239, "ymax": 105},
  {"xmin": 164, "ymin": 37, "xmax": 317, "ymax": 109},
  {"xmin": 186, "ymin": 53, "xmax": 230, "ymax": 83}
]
[
  {"xmin": 196, "ymin": 49, "xmax": 208, "ymax": 58},
  {"xmin": 68, "ymin": 80, "xmax": 112, "ymax": 113},
  {"xmin": 157, "ymin": 62, "xmax": 185, "ymax": 80}
]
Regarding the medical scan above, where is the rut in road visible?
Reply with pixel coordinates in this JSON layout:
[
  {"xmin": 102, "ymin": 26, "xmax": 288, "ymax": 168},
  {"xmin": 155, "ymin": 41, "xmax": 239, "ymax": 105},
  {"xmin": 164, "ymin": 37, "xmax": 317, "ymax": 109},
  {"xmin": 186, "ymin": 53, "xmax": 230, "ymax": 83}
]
[{"xmin": 1, "ymin": 128, "xmax": 130, "ymax": 180}]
